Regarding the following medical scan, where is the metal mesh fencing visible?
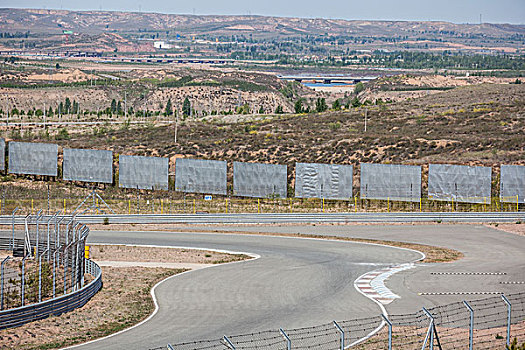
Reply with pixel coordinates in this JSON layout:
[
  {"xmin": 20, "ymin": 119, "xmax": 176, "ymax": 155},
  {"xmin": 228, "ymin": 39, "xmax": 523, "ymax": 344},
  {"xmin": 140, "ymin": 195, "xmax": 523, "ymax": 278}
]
[
  {"xmin": 166, "ymin": 292, "xmax": 525, "ymax": 350},
  {"xmin": 8, "ymin": 141, "xmax": 58, "ymax": 176},
  {"xmin": 501, "ymin": 165, "xmax": 525, "ymax": 204},
  {"xmin": 175, "ymin": 158, "xmax": 227, "ymax": 195},
  {"xmin": 119, "ymin": 155, "xmax": 169, "ymax": 190},
  {"xmin": 0, "ymin": 214, "xmax": 88, "ymax": 313},
  {"xmin": 233, "ymin": 162, "xmax": 288, "ymax": 198},
  {"xmin": 295, "ymin": 163, "xmax": 353, "ymax": 200},
  {"xmin": 360, "ymin": 163, "xmax": 421, "ymax": 202},
  {"xmin": 0, "ymin": 138, "xmax": 5, "ymax": 171},
  {"xmin": 63, "ymin": 148, "xmax": 113, "ymax": 184},
  {"xmin": 428, "ymin": 164, "xmax": 492, "ymax": 204}
]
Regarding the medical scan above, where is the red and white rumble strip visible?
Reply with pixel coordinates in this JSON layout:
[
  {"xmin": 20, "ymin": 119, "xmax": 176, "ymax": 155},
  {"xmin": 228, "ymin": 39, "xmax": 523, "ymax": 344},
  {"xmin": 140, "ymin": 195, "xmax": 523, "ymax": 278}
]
[{"xmin": 354, "ymin": 263, "xmax": 416, "ymax": 305}]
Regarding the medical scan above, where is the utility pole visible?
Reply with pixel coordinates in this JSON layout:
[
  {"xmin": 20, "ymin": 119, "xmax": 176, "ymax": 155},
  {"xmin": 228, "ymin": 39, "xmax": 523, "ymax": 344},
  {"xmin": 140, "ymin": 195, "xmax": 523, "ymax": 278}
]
[
  {"xmin": 124, "ymin": 91, "xmax": 127, "ymax": 119},
  {"xmin": 364, "ymin": 108, "xmax": 367, "ymax": 132},
  {"xmin": 174, "ymin": 110, "xmax": 178, "ymax": 144},
  {"xmin": 43, "ymin": 102, "xmax": 46, "ymax": 130}
]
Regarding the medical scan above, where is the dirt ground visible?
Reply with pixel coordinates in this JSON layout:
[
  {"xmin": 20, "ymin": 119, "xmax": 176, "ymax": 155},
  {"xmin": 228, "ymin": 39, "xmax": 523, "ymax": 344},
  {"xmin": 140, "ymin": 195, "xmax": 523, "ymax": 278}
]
[
  {"xmin": 485, "ymin": 223, "xmax": 525, "ymax": 237},
  {"xmin": 89, "ymin": 244, "xmax": 251, "ymax": 264},
  {"xmin": 0, "ymin": 245, "xmax": 250, "ymax": 350}
]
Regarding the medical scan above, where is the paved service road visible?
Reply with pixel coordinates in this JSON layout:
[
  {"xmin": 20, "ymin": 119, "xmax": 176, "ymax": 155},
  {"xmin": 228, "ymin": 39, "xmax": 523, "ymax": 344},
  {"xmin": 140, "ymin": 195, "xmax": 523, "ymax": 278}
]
[{"xmin": 75, "ymin": 230, "xmax": 422, "ymax": 350}]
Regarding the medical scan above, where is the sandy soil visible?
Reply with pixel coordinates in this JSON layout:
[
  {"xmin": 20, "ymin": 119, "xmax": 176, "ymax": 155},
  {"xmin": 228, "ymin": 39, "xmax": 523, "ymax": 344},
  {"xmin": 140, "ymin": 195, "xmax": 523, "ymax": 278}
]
[
  {"xmin": 485, "ymin": 223, "xmax": 525, "ymax": 237},
  {"xmin": 89, "ymin": 244, "xmax": 251, "ymax": 264}
]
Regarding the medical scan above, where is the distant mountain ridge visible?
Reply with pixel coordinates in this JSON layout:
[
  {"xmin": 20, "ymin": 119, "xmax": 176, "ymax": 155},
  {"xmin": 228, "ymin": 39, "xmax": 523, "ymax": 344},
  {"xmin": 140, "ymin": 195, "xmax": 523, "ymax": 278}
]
[{"xmin": 1, "ymin": 7, "xmax": 524, "ymax": 37}]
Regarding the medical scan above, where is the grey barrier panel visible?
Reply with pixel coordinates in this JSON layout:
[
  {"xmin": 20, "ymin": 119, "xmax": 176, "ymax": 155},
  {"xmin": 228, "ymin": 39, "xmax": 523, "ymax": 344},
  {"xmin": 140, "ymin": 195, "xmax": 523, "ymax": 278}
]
[
  {"xmin": 63, "ymin": 148, "xmax": 113, "ymax": 184},
  {"xmin": 295, "ymin": 162, "xmax": 353, "ymax": 200},
  {"xmin": 8, "ymin": 141, "xmax": 58, "ymax": 176},
  {"xmin": 233, "ymin": 161, "xmax": 288, "ymax": 198},
  {"xmin": 175, "ymin": 158, "xmax": 227, "ymax": 195},
  {"xmin": 360, "ymin": 163, "xmax": 421, "ymax": 202},
  {"xmin": 428, "ymin": 164, "xmax": 492, "ymax": 204},
  {"xmin": 500, "ymin": 165, "xmax": 525, "ymax": 204},
  {"xmin": 119, "ymin": 155, "xmax": 169, "ymax": 190},
  {"xmin": 0, "ymin": 139, "xmax": 5, "ymax": 171}
]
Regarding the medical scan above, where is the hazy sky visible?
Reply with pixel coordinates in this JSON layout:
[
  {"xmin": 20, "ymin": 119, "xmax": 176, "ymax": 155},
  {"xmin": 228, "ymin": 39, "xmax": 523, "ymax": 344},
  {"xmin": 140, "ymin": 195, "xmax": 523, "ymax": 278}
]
[{"xmin": 3, "ymin": 0, "xmax": 525, "ymax": 24}]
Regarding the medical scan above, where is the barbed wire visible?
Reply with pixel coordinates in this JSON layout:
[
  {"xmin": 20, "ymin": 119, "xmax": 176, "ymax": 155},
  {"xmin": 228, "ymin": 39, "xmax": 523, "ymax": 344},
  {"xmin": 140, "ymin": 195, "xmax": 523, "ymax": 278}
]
[{"xmin": 165, "ymin": 292, "xmax": 525, "ymax": 350}]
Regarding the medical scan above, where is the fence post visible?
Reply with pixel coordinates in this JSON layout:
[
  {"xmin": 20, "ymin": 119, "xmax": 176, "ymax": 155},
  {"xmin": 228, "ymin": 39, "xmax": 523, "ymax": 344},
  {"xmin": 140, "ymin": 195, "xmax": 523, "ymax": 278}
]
[
  {"xmin": 39, "ymin": 248, "xmax": 49, "ymax": 302},
  {"xmin": 422, "ymin": 307, "xmax": 435, "ymax": 350},
  {"xmin": 280, "ymin": 328, "xmax": 291, "ymax": 350},
  {"xmin": 21, "ymin": 255, "xmax": 28, "ymax": 306},
  {"xmin": 1, "ymin": 256, "xmax": 11, "ymax": 310},
  {"xmin": 381, "ymin": 314, "xmax": 392, "ymax": 350},
  {"xmin": 501, "ymin": 294, "xmax": 512, "ymax": 347},
  {"xmin": 52, "ymin": 249, "xmax": 59, "ymax": 298},
  {"xmin": 223, "ymin": 336, "xmax": 236, "ymax": 350},
  {"xmin": 463, "ymin": 300, "xmax": 474, "ymax": 350},
  {"xmin": 11, "ymin": 207, "xmax": 18, "ymax": 251},
  {"xmin": 333, "ymin": 320, "xmax": 345, "ymax": 350}
]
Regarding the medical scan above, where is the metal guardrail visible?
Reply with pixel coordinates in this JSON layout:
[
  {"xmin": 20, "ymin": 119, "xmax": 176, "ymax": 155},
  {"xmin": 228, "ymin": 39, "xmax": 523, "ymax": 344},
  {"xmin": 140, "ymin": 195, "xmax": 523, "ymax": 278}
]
[
  {"xmin": 0, "ymin": 258, "xmax": 102, "ymax": 330},
  {"xmin": 0, "ymin": 212, "xmax": 521, "ymax": 225}
]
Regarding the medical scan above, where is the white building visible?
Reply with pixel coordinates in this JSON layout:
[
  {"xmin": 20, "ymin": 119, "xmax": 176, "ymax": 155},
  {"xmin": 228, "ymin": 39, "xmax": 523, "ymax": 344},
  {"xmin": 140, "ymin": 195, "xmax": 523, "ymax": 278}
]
[{"xmin": 154, "ymin": 41, "xmax": 172, "ymax": 49}]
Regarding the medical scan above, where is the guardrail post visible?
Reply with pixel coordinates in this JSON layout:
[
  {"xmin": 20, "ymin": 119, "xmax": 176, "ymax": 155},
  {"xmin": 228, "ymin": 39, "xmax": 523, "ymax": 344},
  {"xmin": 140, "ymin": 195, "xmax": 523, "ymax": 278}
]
[
  {"xmin": 223, "ymin": 336, "xmax": 236, "ymax": 350},
  {"xmin": 463, "ymin": 301, "xmax": 474, "ymax": 350},
  {"xmin": 280, "ymin": 328, "xmax": 291, "ymax": 350},
  {"xmin": 1, "ymin": 256, "xmax": 11, "ymax": 310},
  {"xmin": 11, "ymin": 207, "xmax": 18, "ymax": 251},
  {"xmin": 333, "ymin": 320, "xmax": 345, "ymax": 350},
  {"xmin": 382, "ymin": 314, "xmax": 392, "ymax": 350},
  {"xmin": 501, "ymin": 294, "xmax": 512, "ymax": 347}
]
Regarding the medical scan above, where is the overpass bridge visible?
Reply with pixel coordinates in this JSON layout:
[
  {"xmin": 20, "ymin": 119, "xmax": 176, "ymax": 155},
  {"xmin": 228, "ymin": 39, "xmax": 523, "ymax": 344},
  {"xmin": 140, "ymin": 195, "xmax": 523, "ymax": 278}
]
[{"xmin": 278, "ymin": 75, "xmax": 377, "ymax": 84}]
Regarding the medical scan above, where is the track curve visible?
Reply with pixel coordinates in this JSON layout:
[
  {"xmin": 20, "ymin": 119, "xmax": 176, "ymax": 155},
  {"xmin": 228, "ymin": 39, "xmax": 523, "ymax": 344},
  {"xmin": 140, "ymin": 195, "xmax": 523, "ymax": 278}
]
[{"xmin": 69, "ymin": 230, "xmax": 422, "ymax": 350}]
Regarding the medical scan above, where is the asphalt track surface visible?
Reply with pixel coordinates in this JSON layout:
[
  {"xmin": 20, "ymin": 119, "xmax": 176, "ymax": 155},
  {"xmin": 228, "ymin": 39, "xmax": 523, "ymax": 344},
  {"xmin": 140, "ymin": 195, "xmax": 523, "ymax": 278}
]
[{"xmin": 71, "ymin": 223, "xmax": 525, "ymax": 350}]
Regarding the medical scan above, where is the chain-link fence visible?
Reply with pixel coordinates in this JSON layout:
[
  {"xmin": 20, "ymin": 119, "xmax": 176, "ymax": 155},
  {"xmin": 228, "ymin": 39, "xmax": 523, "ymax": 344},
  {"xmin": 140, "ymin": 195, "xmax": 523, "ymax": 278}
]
[
  {"xmin": 0, "ymin": 214, "xmax": 92, "ymax": 326},
  {"xmin": 160, "ymin": 292, "xmax": 525, "ymax": 350},
  {"xmin": 0, "ymin": 195, "xmax": 522, "ymax": 217}
]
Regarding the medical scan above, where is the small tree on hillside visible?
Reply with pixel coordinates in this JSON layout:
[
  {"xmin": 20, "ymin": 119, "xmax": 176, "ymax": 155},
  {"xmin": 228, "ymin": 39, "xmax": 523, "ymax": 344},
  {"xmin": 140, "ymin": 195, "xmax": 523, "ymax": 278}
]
[
  {"xmin": 182, "ymin": 97, "xmax": 191, "ymax": 117},
  {"xmin": 165, "ymin": 98, "xmax": 173, "ymax": 116},
  {"xmin": 110, "ymin": 99, "xmax": 117, "ymax": 114},
  {"xmin": 294, "ymin": 99, "xmax": 303, "ymax": 114}
]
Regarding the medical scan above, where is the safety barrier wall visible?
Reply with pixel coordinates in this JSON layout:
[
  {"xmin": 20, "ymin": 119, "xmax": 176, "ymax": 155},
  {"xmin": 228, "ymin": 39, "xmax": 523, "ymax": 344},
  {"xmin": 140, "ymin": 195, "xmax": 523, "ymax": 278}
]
[{"xmin": 0, "ymin": 139, "xmax": 524, "ymax": 203}]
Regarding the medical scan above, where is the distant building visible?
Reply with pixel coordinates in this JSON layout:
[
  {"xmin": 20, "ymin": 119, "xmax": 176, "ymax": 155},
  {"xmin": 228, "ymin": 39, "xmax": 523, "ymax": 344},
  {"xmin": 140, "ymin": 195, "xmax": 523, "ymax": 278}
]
[{"xmin": 154, "ymin": 41, "xmax": 172, "ymax": 49}]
